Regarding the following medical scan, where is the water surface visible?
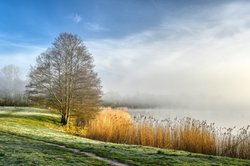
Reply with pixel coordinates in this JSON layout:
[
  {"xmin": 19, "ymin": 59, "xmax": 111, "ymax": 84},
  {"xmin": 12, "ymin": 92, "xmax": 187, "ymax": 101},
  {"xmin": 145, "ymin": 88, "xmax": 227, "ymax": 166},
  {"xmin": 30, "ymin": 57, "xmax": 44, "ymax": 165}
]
[{"xmin": 128, "ymin": 108, "xmax": 250, "ymax": 128}]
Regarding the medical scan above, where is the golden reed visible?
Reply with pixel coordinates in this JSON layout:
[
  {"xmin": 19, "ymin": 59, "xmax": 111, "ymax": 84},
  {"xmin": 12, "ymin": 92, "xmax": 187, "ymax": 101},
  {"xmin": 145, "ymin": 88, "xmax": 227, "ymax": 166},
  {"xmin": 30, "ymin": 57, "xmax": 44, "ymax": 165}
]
[{"xmin": 86, "ymin": 108, "xmax": 250, "ymax": 159}]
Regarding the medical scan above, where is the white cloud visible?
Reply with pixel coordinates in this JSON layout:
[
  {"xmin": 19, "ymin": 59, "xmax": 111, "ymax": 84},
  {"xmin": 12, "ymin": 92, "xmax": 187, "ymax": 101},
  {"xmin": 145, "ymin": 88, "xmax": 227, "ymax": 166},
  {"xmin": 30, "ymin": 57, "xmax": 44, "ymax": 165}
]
[
  {"xmin": 0, "ymin": 40, "xmax": 46, "ymax": 79},
  {"xmin": 87, "ymin": 1, "xmax": 250, "ymax": 110},
  {"xmin": 72, "ymin": 13, "xmax": 82, "ymax": 23},
  {"xmin": 86, "ymin": 22, "xmax": 107, "ymax": 32}
]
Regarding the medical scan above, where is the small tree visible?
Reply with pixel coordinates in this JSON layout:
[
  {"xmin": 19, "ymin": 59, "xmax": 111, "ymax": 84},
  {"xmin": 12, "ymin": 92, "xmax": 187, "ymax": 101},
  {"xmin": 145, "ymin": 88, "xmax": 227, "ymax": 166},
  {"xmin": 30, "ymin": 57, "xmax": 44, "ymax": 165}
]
[{"xmin": 26, "ymin": 33, "xmax": 102, "ymax": 125}]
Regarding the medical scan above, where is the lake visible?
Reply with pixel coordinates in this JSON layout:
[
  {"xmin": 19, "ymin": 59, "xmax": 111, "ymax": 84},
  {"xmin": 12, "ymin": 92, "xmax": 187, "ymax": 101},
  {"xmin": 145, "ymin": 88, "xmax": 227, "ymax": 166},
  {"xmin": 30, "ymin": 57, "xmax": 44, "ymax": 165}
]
[{"xmin": 128, "ymin": 108, "xmax": 250, "ymax": 128}]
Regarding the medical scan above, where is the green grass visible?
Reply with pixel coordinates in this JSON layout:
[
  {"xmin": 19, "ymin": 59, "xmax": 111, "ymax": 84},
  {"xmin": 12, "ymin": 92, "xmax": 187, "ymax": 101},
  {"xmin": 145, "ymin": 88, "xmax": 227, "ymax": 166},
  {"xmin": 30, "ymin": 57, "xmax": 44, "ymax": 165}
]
[
  {"xmin": 0, "ymin": 132, "xmax": 107, "ymax": 166},
  {"xmin": 0, "ymin": 107, "xmax": 250, "ymax": 166}
]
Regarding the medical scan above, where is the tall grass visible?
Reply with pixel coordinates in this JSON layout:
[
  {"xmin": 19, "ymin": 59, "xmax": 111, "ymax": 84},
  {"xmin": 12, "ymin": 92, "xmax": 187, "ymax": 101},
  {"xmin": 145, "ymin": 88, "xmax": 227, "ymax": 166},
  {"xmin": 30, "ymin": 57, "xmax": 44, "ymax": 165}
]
[
  {"xmin": 86, "ymin": 108, "xmax": 133, "ymax": 143},
  {"xmin": 86, "ymin": 108, "xmax": 250, "ymax": 159}
]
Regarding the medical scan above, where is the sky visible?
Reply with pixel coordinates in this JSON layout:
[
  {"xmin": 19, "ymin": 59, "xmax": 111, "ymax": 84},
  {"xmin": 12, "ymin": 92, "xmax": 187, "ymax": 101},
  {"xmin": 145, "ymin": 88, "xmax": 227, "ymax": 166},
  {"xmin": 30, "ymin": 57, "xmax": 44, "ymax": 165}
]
[{"xmin": 1, "ymin": 0, "xmax": 250, "ymax": 110}]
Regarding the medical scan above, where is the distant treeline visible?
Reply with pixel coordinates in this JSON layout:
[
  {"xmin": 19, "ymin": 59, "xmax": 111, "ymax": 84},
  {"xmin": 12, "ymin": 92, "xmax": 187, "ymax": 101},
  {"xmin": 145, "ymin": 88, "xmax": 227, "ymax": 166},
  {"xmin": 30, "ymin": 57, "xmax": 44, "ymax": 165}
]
[
  {"xmin": 0, "ymin": 96, "xmax": 29, "ymax": 107},
  {"xmin": 102, "ymin": 91, "xmax": 171, "ymax": 109},
  {"xmin": 102, "ymin": 92, "xmax": 161, "ymax": 109},
  {"xmin": 102, "ymin": 100, "xmax": 157, "ymax": 109}
]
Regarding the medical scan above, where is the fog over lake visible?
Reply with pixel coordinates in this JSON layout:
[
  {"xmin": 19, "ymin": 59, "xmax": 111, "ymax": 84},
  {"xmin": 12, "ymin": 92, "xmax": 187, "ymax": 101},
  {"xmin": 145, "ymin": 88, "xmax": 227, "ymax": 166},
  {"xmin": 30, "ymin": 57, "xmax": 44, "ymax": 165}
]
[
  {"xmin": 103, "ymin": 91, "xmax": 250, "ymax": 128},
  {"xmin": 128, "ymin": 108, "xmax": 250, "ymax": 128}
]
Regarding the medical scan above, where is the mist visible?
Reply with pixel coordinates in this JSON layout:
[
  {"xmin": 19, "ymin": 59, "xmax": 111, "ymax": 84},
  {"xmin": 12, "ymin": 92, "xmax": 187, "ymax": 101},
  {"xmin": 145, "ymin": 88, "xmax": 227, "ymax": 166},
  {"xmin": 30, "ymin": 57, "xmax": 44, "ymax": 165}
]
[
  {"xmin": 88, "ymin": 1, "xmax": 250, "ymax": 111},
  {"xmin": 0, "ymin": 65, "xmax": 26, "ymax": 105}
]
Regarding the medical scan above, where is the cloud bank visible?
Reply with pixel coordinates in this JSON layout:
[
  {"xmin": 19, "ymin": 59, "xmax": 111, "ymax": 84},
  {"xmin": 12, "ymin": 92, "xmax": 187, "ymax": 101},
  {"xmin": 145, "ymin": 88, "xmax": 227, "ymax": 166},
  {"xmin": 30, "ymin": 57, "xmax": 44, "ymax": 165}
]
[{"xmin": 87, "ymin": 2, "xmax": 250, "ymax": 110}]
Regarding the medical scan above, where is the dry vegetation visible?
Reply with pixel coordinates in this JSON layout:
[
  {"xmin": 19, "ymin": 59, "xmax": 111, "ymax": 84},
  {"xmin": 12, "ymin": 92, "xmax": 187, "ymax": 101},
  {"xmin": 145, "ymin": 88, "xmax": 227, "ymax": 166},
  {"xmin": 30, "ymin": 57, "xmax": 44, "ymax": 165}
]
[
  {"xmin": 86, "ymin": 108, "xmax": 250, "ymax": 159},
  {"xmin": 86, "ymin": 108, "xmax": 133, "ymax": 143}
]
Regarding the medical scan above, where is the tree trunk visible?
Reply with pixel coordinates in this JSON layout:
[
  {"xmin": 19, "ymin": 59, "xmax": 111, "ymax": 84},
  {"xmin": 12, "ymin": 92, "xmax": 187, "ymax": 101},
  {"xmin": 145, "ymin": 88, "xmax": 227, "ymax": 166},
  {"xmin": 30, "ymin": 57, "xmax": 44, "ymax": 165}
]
[{"xmin": 61, "ymin": 113, "xmax": 68, "ymax": 125}]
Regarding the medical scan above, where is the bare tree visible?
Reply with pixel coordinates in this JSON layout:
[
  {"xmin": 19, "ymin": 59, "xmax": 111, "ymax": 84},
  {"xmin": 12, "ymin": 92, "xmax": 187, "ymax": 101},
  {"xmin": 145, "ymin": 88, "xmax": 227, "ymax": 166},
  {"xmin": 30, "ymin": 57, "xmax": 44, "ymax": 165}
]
[{"xmin": 26, "ymin": 33, "xmax": 102, "ymax": 125}]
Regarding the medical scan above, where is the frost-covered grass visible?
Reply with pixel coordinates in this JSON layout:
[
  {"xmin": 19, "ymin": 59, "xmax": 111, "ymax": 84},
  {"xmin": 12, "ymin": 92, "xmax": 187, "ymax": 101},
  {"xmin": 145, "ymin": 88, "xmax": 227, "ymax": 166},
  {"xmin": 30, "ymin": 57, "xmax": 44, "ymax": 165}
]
[
  {"xmin": 0, "ymin": 107, "xmax": 250, "ymax": 166},
  {"xmin": 0, "ymin": 132, "xmax": 107, "ymax": 166}
]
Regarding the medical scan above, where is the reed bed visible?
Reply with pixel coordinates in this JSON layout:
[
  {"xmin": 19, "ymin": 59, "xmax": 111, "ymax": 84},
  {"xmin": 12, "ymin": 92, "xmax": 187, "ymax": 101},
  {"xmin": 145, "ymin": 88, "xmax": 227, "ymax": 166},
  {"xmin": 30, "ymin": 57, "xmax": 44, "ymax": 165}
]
[{"xmin": 86, "ymin": 108, "xmax": 250, "ymax": 159}]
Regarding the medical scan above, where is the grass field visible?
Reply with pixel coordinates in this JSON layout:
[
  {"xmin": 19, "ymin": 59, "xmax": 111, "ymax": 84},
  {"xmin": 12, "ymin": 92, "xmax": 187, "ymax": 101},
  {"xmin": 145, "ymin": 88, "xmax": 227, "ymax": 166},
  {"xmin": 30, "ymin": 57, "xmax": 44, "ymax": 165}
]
[{"xmin": 0, "ymin": 107, "xmax": 250, "ymax": 166}]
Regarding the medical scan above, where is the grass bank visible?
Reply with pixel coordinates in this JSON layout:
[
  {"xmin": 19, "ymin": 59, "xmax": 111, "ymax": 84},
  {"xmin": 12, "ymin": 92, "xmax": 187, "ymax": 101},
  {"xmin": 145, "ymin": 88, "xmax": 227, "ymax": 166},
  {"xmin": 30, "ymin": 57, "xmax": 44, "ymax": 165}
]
[{"xmin": 0, "ymin": 107, "xmax": 250, "ymax": 165}]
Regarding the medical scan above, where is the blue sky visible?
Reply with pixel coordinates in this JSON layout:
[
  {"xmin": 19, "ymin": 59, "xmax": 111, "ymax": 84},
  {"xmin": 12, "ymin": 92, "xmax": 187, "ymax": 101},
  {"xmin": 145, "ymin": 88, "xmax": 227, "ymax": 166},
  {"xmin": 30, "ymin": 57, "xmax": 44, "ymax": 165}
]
[
  {"xmin": 0, "ymin": 0, "xmax": 226, "ymax": 42},
  {"xmin": 0, "ymin": 0, "xmax": 171, "ymax": 42},
  {"xmin": 1, "ymin": 0, "xmax": 250, "ymax": 110},
  {"xmin": 0, "ymin": 0, "xmax": 209, "ymax": 74}
]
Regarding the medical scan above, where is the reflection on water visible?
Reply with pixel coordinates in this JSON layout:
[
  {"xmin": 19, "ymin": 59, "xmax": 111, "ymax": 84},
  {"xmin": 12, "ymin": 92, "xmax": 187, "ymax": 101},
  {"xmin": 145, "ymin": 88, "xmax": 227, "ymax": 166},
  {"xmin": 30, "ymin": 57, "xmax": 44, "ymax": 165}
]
[{"xmin": 128, "ymin": 108, "xmax": 250, "ymax": 128}]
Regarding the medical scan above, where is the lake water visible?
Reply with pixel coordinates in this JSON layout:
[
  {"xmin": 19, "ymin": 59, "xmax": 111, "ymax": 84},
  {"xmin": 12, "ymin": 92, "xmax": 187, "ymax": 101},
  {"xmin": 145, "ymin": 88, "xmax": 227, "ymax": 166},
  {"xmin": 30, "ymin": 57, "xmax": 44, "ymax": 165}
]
[{"xmin": 128, "ymin": 108, "xmax": 250, "ymax": 128}]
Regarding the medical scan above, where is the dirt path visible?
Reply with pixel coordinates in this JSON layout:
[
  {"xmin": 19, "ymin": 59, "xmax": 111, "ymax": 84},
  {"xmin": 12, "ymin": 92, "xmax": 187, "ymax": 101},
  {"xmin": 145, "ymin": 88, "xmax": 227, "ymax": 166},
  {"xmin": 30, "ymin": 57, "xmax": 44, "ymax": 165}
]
[{"xmin": 44, "ymin": 141, "xmax": 130, "ymax": 166}]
